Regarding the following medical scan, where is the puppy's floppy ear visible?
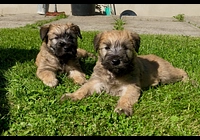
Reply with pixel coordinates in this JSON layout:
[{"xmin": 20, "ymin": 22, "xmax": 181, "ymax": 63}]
[
  {"xmin": 71, "ymin": 24, "xmax": 82, "ymax": 39},
  {"xmin": 40, "ymin": 24, "xmax": 50, "ymax": 41},
  {"xmin": 93, "ymin": 33, "xmax": 102, "ymax": 52},
  {"xmin": 130, "ymin": 32, "xmax": 140, "ymax": 53}
]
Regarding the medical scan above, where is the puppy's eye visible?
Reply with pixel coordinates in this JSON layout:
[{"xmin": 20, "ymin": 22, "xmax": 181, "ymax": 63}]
[
  {"xmin": 54, "ymin": 36, "xmax": 59, "ymax": 39},
  {"xmin": 65, "ymin": 34, "xmax": 73, "ymax": 40},
  {"xmin": 105, "ymin": 46, "xmax": 110, "ymax": 50},
  {"xmin": 68, "ymin": 35, "xmax": 74, "ymax": 40},
  {"xmin": 50, "ymin": 37, "xmax": 58, "ymax": 40}
]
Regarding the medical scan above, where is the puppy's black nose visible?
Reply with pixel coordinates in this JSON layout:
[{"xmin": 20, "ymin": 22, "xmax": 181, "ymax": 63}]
[
  {"xmin": 64, "ymin": 46, "xmax": 71, "ymax": 52},
  {"xmin": 59, "ymin": 41, "xmax": 66, "ymax": 46},
  {"xmin": 111, "ymin": 59, "xmax": 120, "ymax": 65}
]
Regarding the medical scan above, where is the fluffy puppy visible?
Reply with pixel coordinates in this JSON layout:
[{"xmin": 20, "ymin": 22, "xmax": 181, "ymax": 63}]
[
  {"xmin": 61, "ymin": 30, "xmax": 188, "ymax": 116},
  {"xmin": 35, "ymin": 22, "xmax": 89, "ymax": 87}
]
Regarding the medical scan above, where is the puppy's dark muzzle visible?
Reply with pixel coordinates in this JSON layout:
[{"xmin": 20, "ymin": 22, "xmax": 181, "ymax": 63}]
[
  {"xmin": 109, "ymin": 55, "xmax": 122, "ymax": 66},
  {"xmin": 54, "ymin": 40, "xmax": 77, "ymax": 59},
  {"xmin": 58, "ymin": 41, "xmax": 75, "ymax": 53},
  {"xmin": 111, "ymin": 58, "xmax": 120, "ymax": 65},
  {"xmin": 58, "ymin": 41, "xmax": 69, "ymax": 51},
  {"xmin": 64, "ymin": 46, "xmax": 72, "ymax": 52}
]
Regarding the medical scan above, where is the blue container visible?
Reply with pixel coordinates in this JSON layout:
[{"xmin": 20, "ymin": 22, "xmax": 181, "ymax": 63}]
[{"xmin": 105, "ymin": 6, "xmax": 111, "ymax": 16}]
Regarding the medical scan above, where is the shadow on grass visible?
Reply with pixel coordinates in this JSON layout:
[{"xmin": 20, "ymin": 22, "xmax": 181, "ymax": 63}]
[
  {"xmin": 0, "ymin": 47, "xmax": 39, "ymax": 135},
  {"xmin": 0, "ymin": 47, "xmax": 96, "ymax": 135},
  {"xmin": 79, "ymin": 58, "xmax": 97, "ymax": 76}
]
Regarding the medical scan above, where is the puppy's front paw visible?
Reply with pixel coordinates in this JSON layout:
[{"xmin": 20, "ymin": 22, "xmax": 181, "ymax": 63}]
[
  {"xmin": 69, "ymin": 71, "xmax": 86, "ymax": 85},
  {"xmin": 60, "ymin": 93, "xmax": 81, "ymax": 102},
  {"xmin": 74, "ymin": 77, "xmax": 87, "ymax": 85},
  {"xmin": 114, "ymin": 106, "xmax": 133, "ymax": 116},
  {"xmin": 43, "ymin": 78, "xmax": 58, "ymax": 87}
]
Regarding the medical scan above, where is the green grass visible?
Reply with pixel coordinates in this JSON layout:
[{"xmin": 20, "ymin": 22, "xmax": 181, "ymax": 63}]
[
  {"xmin": 0, "ymin": 18, "xmax": 200, "ymax": 136},
  {"xmin": 23, "ymin": 13, "xmax": 67, "ymax": 29}
]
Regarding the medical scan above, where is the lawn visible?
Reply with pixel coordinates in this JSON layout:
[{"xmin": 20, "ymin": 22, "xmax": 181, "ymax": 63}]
[{"xmin": 0, "ymin": 16, "xmax": 200, "ymax": 136}]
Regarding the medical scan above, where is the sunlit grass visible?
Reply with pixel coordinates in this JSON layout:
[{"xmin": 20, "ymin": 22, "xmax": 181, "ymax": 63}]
[{"xmin": 0, "ymin": 20, "xmax": 200, "ymax": 136}]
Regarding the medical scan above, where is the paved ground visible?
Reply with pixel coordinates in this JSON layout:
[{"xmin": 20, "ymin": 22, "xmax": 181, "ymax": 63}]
[{"xmin": 1, "ymin": 13, "xmax": 200, "ymax": 37}]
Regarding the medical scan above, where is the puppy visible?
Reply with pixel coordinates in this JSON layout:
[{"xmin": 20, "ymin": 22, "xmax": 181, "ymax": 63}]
[
  {"xmin": 35, "ymin": 22, "xmax": 89, "ymax": 87},
  {"xmin": 60, "ymin": 30, "xmax": 188, "ymax": 116}
]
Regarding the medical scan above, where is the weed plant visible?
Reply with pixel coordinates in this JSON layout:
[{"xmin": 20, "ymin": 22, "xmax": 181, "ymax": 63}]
[{"xmin": 173, "ymin": 14, "xmax": 185, "ymax": 22}]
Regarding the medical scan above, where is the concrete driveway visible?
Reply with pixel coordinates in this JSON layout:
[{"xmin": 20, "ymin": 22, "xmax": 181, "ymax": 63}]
[{"xmin": 1, "ymin": 13, "xmax": 200, "ymax": 37}]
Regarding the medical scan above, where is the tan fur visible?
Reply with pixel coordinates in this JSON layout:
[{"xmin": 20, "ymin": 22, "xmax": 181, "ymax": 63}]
[
  {"xmin": 35, "ymin": 22, "xmax": 90, "ymax": 87},
  {"xmin": 60, "ymin": 30, "xmax": 189, "ymax": 116}
]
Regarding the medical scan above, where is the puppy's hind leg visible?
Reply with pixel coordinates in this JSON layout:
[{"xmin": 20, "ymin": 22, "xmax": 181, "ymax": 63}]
[
  {"xmin": 77, "ymin": 48, "xmax": 97, "ymax": 59},
  {"xmin": 160, "ymin": 67, "xmax": 189, "ymax": 85},
  {"xmin": 178, "ymin": 68, "xmax": 189, "ymax": 82}
]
